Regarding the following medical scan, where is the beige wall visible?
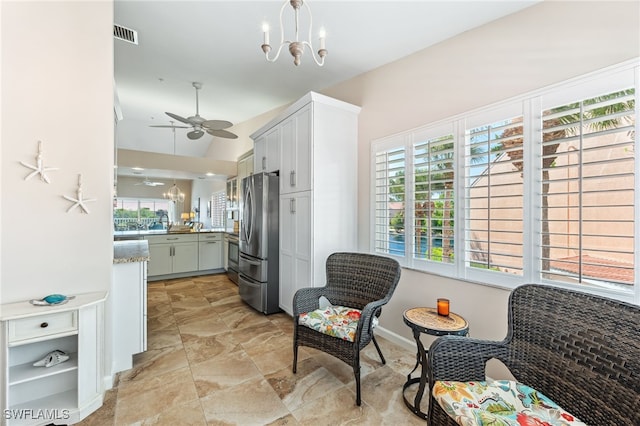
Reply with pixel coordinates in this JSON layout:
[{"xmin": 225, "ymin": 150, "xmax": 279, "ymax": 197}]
[
  {"xmin": 319, "ymin": 0, "xmax": 640, "ymax": 374},
  {"xmin": 1, "ymin": 0, "xmax": 637, "ymax": 383},
  {"xmin": 1, "ymin": 1, "xmax": 113, "ymax": 303}
]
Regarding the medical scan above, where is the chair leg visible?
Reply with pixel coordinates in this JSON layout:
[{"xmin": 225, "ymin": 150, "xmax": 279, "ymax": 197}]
[
  {"xmin": 372, "ymin": 334, "xmax": 386, "ymax": 364},
  {"xmin": 292, "ymin": 325, "xmax": 298, "ymax": 374},
  {"xmin": 353, "ymin": 363, "xmax": 361, "ymax": 406}
]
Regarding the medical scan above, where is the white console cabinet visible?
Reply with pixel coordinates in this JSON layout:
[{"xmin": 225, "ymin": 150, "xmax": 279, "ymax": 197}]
[
  {"xmin": 1, "ymin": 292, "xmax": 106, "ymax": 426},
  {"xmin": 251, "ymin": 92, "xmax": 361, "ymax": 315}
]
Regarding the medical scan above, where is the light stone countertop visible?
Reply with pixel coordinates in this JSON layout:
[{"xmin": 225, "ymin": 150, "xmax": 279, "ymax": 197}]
[{"xmin": 113, "ymin": 240, "xmax": 150, "ymax": 264}]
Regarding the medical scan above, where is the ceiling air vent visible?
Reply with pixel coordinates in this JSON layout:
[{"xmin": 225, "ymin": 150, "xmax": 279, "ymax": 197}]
[{"xmin": 114, "ymin": 24, "xmax": 138, "ymax": 45}]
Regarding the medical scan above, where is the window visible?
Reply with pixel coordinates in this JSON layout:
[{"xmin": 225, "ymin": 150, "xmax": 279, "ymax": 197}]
[
  {"xmin": 374, "ymin": 145, "xmax": 405, "ymax": 257},
  {"xmin": 465, "ymin": 116, "xmax": 524, "ymax": 276},
  {"xmin": 371, "ymin": 61, "xmax": 637, "ymax": 300},
  {"xmin": 210, "ymin": 191, "xmax": 226, "ymax": 229},
  {"xmin": 541, "ymin": 89, "xmax": 635, "ymax": 289},
  {"xmin": 413, "ymin": 131, "xmax": 455, "ymax": 264},
  {"xmin": 114, "ymin": 198, "xmax": 173, "ymax": 231}
]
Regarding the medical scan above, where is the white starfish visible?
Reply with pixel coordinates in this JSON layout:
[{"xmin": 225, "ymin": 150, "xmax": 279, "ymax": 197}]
[
  {"xmin": 63, "ymin": 174, "xmax": 96, "ymax": 214},
  {"xmin": 20, "ymin": 140, "xmax": 58, "ymax": 183}
]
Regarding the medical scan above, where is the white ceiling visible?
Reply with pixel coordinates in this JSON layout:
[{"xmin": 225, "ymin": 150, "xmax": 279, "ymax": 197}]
[{"xmin": 114, "ymin": 0, "xmax": 539, "ymax": 180}]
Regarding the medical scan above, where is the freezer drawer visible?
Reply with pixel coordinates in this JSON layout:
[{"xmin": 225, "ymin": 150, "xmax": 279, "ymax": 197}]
[
  {"xmin": 239, "ymin": 252, "xmax": 268, "ymax": 282},
  {"xmin": 238, "ymin": 273, "xmax": 264, "ymax": 313}
]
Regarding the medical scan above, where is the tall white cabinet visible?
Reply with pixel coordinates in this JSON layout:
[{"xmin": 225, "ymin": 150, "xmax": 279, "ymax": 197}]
[
  {"xmin": 1, "ymin": 292, "xmax": 106, "ymax": 425},
  {"xmin": 251, "ymin": 92, "xmax": 361, "ymax": 315}
]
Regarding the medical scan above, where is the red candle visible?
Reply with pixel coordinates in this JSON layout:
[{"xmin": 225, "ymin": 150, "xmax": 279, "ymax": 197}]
[{"xmin": 437, "ymin": 298, "xmax": 450, "ymax": 316}]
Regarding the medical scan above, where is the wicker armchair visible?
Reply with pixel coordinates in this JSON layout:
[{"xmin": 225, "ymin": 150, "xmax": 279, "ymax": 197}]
[
  {"xmin": 292, "ymin": 252, "xmax": 401, "ymax": 406},
  {"xmin": 427, "ymin": 284, "xmax": 640, "ymax": 425}
]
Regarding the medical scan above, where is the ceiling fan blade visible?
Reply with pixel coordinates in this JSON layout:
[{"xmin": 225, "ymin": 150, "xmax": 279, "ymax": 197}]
[
  {"xmin": 165, "ymin": 112, "xmax": 192, "ymax": 125},
  {"xmin": 149, "ymin": 124, "xmax": 190, "ymax": 129},
  {"xmin": 207, "ymin": 129, "xmax": 238, "ymax": 139},
  {"xmin": 202, "ymin": 119, "xmax": 233, "ymax": 130},
  {"xmin": 188, "ymin": 129, "xmax": 205, "ymax": 140}
]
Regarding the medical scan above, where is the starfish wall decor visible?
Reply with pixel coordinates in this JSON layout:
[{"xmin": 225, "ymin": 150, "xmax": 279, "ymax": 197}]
[
  {"xmin": 20, "ymin": 140, "xmax": 59, "ymax": 183},
  {"xmin": 63, "ymin": 174, "xmax": 96, "ymax": 214}
]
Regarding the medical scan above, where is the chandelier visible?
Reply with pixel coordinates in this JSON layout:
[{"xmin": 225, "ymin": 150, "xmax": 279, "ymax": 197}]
[
  {"xmin": 261, "ymin": 0, "xmax": 327, "ymax": 66},
  {"xmin": 163, "ymin": 125, "xmax": 185, "ymax": 203},
  {"xmin": 164, "ymin": 182, "xmax": 185, "ymax": 203}
]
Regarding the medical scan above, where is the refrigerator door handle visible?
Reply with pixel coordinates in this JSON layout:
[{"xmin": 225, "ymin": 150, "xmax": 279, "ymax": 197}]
[
  {"xmin": 239, "ymin": 252, "xmax": 262, "ymax": 266},
  {"xmin": 242, "ymin": 178, "xmax": 254, "ymax": 244}
]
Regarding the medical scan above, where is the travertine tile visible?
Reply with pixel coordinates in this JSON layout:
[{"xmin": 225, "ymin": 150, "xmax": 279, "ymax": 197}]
[
  {"xmin": 120, "ymin": 344, "xmax": 189, "ymax": 383},
  {"xmin": 146, "ymin": 309, "xmax": 177, "ymax": 332},
  {"xmin": 266, "ymin": 357, "xmax": 347, "ymax": 412},
  {"xmin": 135, "ymin": 398, "xmax": 206, "ymax": 425},
  {"xmin": 173, "ymin": 305, "xmax": 227, "ymax": 332},
  {"xmin": 290, "ymin": 386, "xmax": 383, "ymax": 425},
  {"xmin": 81, "ymin": 273, "xmax": 421, "ymax": 425},
  {"xmin": 359, "ymin": 365, "xmax": 426, "ymax": 425},
  {"xmin": 244, "ymin": 333, "xmax": 295, "ymax": 376},
  {"xmin": 146, "ymin": 325, "xmax": 183, "ymax": 350},
  {"xmin": 115, "ymin": 366, "xmax": 199, "ymax": 424},
  {"xmin": 200, "ymin": 376, "xmax": 290, "ymax": 424},
  {"xmin": 190, "ymin": 346, "xmax": 263, "ymax": 398},
  {"xmin": 181, "ymin": 330, "xmax": 240, "ymax": 365}
]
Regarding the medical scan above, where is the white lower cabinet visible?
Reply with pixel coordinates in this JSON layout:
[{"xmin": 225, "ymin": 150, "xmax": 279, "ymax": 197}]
[
  {"xmin": 279, "ymin": 192, "xmax": 312, "ymax": 315},
  {"xmin": 146, "ymin": 234, "xmax": 199, "ymax": 277},
  {"xmin": 1, "ymin": 292, "xmax": 106, "ymax": 426},
  {"xmin": 198, "ymin": 233, "xmax": 223, "ymax": 270}
]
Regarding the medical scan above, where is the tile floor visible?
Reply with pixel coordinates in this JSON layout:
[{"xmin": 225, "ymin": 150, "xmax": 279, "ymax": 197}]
[{"xmin": 78, "ymin": 274, "xmax": 427, "ymax": 425}]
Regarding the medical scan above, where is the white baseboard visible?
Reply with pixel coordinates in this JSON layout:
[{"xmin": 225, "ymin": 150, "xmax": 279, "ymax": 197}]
[
  {"xmin": 103, "ymin": 374, "xmax": 114, "ymax": 391},
  {"xmin": 374, "ymin": 325, "xmax": 415, "ymax": 352}
]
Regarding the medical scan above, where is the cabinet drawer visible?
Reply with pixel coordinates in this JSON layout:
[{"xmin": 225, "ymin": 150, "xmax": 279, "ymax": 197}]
[
  {"xmin": 199, "ymin": 233, "xmax": 222, "ymax": 242},
  {"xmin": 8, "ymin": 311, "xmax": 78, "ymax": 343},
  {"xmin": 146, "ymin": 234, "xmax": 199, "ymax": 244}
]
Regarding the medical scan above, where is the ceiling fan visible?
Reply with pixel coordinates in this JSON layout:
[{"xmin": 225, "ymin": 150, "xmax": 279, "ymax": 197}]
[
  {"xmin": 134, "ymin": 177, "xmax": 165, "ymax": 187},
  {"xmin": 150, "ymin": 82, "xmax": 238, "ymax": 140}
]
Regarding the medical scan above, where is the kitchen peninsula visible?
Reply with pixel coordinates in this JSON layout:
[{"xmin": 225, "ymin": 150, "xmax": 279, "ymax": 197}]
[
  {"xmin": 114, "ymin": 229, "xmax": 226, "ymax": 281},
  {"xmin": 112, "ymin": 240, "xmax": 150, "ymax": 374}
]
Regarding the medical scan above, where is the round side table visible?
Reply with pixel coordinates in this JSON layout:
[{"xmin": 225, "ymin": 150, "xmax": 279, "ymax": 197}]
[{"xmin": 402, "ymin": 307, "xmax": 469, "ymax": 420}]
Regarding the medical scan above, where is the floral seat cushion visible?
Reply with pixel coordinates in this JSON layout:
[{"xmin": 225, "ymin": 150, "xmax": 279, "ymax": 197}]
[
  {"xmin": 298, "ymin": 305, "xmax": 378, "ymax": 342},
  {"xmin": 433, "ymin": 380, "xmax": 586, "ymax": 426}
]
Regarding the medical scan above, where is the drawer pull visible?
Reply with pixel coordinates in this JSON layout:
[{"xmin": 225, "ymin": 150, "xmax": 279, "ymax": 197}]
[{"xmin": 40, "ymin": 322, "xmax": 49, "ymax": 328}]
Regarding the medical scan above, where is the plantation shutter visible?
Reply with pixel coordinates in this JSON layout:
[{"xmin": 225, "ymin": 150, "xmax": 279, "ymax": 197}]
[
  {"xmin": 464, "ymin": 115, "xmax": 525, "ymax": 276},
  {"xmin": 413, "ymin": 133, "xmax": 455, "ymax": 263},
  {"xmin": 540, "ymin": 88, "xmax": 635, "ymax": 287},
  {"xmin": 211, "ymin": 191, "xmax": 226, "ymax": 229},
  {"xmin": 374, "ymin": 146, "xmax": 406, "ymax": 257}
]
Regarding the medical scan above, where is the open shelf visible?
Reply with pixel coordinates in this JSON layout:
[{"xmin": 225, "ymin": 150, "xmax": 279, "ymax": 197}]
[{"xmin": 9, "ymin": 352, "xmax": 78, "ymax": 386}]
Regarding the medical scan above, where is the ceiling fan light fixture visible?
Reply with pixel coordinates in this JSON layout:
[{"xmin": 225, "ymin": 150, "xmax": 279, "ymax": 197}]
[
  {"xmin": 188, "ymin": 129, "xmax": 205, "ymax": 140},
  {"xmin": 162, "ymin": 82, "xmax": 238, "ymax": 139},
  {"xmin": 262, "ymin": 0, "xmax": 327, "ymax": 67}
]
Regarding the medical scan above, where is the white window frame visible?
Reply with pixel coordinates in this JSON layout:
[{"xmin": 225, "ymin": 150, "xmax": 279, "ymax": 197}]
[{"xmin": 370, "ymin": 59, "xmax": 639, "ymax": 305}]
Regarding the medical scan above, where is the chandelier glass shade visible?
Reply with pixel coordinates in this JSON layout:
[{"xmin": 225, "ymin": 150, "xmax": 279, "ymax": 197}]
[
  {"xmin": 163, "ymin": 124, "xmax": 185, "ymax": 203},
  {"xmin": 164, "ymin": 183, "xmax": 185, "ymax": 203},
  {"xmin": 261, "ymin": 0, "xmax": 327, "ymax": 66}
]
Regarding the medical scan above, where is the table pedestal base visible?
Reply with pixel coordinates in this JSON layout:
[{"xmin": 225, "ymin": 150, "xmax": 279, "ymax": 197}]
[
  {"xmin": 401, "ymin": 307, "xmax": 469, "ymax": 421},
  {"xmin": 402, "ymin": 328, "xmax": 429, "ymax": 420}
]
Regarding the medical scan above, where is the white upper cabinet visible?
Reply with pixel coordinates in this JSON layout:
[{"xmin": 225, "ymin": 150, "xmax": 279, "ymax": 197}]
[
  {"xmin": 253, "ymin": 127, "xmax": 281, "ymax": 174},
  {"xmin": 279, "ymin": 105, "xmax": 312, "ymax": 194}
]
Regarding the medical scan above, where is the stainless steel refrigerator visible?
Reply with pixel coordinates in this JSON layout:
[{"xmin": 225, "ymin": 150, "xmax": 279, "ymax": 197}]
[{"xmin": 238, "ymin": 172, "xmax": 279, "ymax": 314}]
